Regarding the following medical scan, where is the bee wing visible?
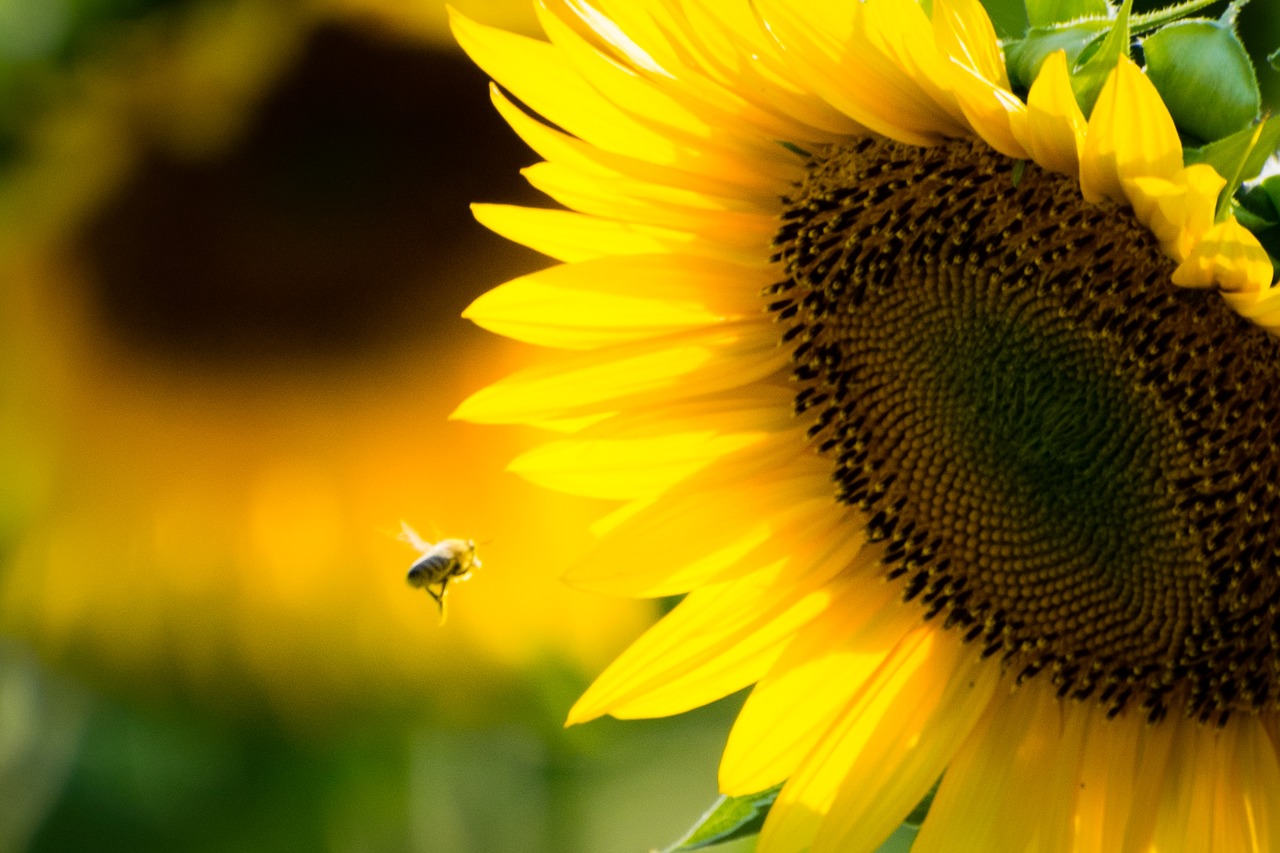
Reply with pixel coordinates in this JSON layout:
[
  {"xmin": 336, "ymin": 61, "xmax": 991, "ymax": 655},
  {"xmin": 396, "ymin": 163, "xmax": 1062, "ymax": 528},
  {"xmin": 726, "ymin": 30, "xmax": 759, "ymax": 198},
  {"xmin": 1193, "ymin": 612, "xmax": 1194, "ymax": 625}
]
[{"xmin": 399, "ymin": 520, "xmax": 433, "ymax": 552}]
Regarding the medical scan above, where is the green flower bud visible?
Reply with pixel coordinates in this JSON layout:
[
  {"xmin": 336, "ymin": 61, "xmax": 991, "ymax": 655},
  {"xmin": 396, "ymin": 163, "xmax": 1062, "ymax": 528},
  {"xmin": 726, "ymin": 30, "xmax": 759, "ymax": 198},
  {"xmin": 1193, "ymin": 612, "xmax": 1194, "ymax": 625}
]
[{"xmin": 1143, "ymin": 18, "xmax": 1261, "ymax": 143}]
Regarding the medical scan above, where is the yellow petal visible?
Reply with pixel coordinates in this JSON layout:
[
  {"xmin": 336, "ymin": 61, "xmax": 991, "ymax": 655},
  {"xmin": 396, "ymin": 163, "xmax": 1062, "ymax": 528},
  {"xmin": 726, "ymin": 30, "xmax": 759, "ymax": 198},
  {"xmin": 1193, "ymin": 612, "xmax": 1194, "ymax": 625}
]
[
  {"xmin": 534, "ymin": 1, "xmax": 800, "ymax": 193},
  {"xmin": 1212, "ymin": 717, "xmax": 1280, "ymax": 853},
  {"xmin": 1172, "ymin": 218, "xmax": 1275, "ymax": 293},
  {"xmin": 451, "ymin": 321, "xmax": 788, "ymax": 424},
  {"xmin": 1123, "ymin": 164, "xmax": 1225, "ymax": 261},
  {"xmin": 809, "ymin": 640, "xmax": 1003, "ymax": 853},
  {"xmin": 1080, "ymin": 55, "xmax": 1182, "ymax": 204},
  {"xmin": 759, "ymin": 628, "xmax": 998, "ymax": 853},
  {"xmin": 913, "ymin": 681, "xmax": 1066, "ymax": 852},
  {"xmin": 1221, "ymin": 286, "xmax": 1280, "ymax": 336},
  {"xmin": 1070, "ymin": 711, "xmax": 1143, "ymax": 852},
  {"xmin": 489, "ymin": 84, "xmax": 781, "ymax": 205},
  {"xmin": 450, "ymin": 9, "xmax": 681, "ymax": 165},
  {"xmin": 931, "ymin": 0, "xmax": 1009, "ymax": 88},
  {"xmin": 680, "ymin": 0, "xmax": 867, "ymax": 137},
  {"xmin": 752, "ymin": 0, "xmax": 962, "ymax": 146},
  {"xmin": 472, "ymin": 203, "xmax": 687, "ymax": 263},
  {"xmin": 931, "ymin": 0, "xmax": 1029, "ymax": 158},
  {"xmin": 1149, "ymin": 718, "xmax": 1218, "ymax": 851},
  {"xmin": 561, "ymin": 382, "xmax": 799, "ymax": 440},
  {"xmin": 521, "ymin": 162, "xmax": 779, "ymax": 243},
  {"xmin": 944, "ymin": 62, "xmax": 1030, "ymax": 159},
  {"xmin": 860, "ymin": 0, "xmax": 967, "ymax": 127},
  {"xmin": 564, "ymin": 434, "xmax": 841, "ymax": 595},
  {"xmin": 463, "ymin": 254, "xmax": 770, "ymax": 349},
  {"xmin": 1118, "ymin": 710, "xmax": 1181, "ymax": 850},
  {"xmin": 717, "ymin": 569, "xmax": 912, "ymax": 795},
  {"xmin": 565, "ymin": 565, "xmax": 836, "ymax": 723},
  {"xmin": 1015, "ymin": 50, "xmax": 1086, "ymax": 177},
  {"xmin": 509, "ymin": 430, "xmax": 767, "ymax": 501}
]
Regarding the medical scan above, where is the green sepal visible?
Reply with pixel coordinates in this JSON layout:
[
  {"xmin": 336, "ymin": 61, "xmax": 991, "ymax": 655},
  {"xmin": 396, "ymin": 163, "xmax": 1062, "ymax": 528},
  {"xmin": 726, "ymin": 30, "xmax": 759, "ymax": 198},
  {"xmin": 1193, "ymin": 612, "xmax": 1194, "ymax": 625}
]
[
  {"xmin": 904, "ymin": 780, "xmax": 941, "ymax": 827},
  {"xmin": 1006, "ymin": 20, "xmax": 1110, "ymax": 92},
  {"xmin": 1262, "ymin": 176, "xmax": 1280, "ymax": 223},
  {"xmin": 1238, "ymin": 181, "xmax": 1280, "ymax": 229},
  {"xmin": 1143, "ymin": 19, "xmax": 1260, "ymax": 144},
  {"xmin": 664, "ymin": 779, "xmax": 943, "ymax": 851},
  {"xmin": 1025, "ymin": 0, "xmax": 1107, "ymax": 29},
  {"xmin": 1183, "ymin": 116, "xmax": 1280, "ymax": 220},
  {"xmin": 1233, "ymin": 202, "xmax": 1277, "ymax": 232},
  {"xmin": 1069, "ymin": 0, "xmax": 1134, "ymax": 117},
  {"xmin": 664, "ymin": 784, "xmax": 782, "ymax": 851}
]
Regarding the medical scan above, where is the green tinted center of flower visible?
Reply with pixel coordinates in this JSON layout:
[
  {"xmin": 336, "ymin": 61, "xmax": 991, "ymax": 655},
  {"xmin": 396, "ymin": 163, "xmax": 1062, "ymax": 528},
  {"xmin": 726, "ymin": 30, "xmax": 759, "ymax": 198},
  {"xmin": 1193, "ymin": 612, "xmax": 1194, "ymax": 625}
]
[{"xmin": 772, "ymin": 136, "xmax": 1280, "ymax": 724}]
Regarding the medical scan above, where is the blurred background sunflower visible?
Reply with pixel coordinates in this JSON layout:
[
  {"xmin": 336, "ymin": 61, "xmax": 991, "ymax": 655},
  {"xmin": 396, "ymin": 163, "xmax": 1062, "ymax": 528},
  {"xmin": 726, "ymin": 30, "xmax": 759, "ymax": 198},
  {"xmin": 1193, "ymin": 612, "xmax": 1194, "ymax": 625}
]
[
  {"xmin": 0, "ymin": 1, "xmax": 750, "ymax": 850},
  {"xmin": 0, "ymin": 0, "xmax": 1276, "ymax": 851}
]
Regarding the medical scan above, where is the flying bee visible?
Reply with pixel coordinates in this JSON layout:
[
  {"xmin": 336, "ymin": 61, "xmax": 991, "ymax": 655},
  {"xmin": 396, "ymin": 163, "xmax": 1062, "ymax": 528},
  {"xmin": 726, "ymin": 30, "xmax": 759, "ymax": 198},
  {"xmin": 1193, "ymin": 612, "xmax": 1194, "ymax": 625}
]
[{"xmin": 400, "ymin": 522, "xmax": 481, "ymax": 623}]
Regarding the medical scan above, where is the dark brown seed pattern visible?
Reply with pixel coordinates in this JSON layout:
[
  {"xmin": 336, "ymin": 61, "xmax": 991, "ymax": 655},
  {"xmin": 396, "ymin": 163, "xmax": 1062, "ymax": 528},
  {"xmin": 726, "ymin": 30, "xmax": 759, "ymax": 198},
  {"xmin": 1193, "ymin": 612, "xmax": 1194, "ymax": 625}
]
[{"xmin": 770, "ymin": 136, "xmax": 1280, "ymax": 725}]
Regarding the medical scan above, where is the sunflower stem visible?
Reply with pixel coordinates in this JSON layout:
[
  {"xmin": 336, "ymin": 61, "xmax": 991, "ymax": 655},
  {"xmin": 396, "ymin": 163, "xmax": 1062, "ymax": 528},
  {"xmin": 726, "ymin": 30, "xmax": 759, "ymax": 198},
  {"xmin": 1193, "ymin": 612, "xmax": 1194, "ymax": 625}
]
[{"xmin": 1128, "ymin": 0, "xmax": 1220, "ymax": 34}]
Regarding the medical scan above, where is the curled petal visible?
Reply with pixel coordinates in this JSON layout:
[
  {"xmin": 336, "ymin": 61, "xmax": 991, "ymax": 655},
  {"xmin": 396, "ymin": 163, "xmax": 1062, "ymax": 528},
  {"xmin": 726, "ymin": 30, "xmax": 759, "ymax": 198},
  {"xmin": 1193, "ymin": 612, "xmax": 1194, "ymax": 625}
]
[
  {"xmin": 1014, "ymin": 50, "xmax": 1086, "ymax": 177},
  {"xmin": 1123, "ymin": 164, "xmax": 1225, "ymax": 262},
  {"xmin": 1172, "ymin": 218, "xmax": 1274, "ymax": 292}
]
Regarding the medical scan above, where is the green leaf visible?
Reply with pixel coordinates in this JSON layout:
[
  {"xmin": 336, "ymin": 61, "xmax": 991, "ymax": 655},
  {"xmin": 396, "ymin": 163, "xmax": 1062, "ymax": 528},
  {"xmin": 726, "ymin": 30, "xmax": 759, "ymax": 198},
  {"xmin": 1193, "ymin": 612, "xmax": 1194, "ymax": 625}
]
[
  {"xmin": 1143, "ymin": 19, "xmax": 1261, "ymax": 143},
  {"xmin": 1025, "ymin": 0, "xmax": 1107, "ymax": 29},
  {"xmin": 665, "ymin": 785, "xmax": 782, "ymax": 851},
  {"xmin": 1070, "ymin": 0, "xmax": 1134, "ymax": 116},
  {"xmin": 1184, "ymin": 116, "xmax": 1280, "ymax": 219},
  {"xmin": 665, "ymin": 779, "xmax": 942, "ymax": 851}
]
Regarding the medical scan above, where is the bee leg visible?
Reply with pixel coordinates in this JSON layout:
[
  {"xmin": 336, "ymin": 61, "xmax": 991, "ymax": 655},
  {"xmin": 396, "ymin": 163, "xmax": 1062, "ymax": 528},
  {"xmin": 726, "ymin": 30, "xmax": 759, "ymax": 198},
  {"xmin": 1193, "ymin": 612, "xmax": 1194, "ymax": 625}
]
[{"xmin": 428, "ymin": 582, "xmax": 449, "ymax": 625}]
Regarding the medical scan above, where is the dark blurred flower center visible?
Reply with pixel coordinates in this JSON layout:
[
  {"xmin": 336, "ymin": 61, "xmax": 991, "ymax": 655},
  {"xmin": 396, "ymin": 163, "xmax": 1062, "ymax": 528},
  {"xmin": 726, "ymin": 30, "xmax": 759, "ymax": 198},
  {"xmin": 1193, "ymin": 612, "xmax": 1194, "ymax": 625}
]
[{"xmin": 78, "ymin": 23, "xmax": 542, "ymax": 365}]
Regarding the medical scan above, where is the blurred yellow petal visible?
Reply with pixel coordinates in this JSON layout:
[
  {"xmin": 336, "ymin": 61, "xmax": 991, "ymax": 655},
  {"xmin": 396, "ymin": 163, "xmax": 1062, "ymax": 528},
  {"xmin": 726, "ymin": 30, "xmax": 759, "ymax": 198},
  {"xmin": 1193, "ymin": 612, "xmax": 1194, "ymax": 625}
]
[{"xmin": 1080, "ymin": 56, "xmax": 1182, "ymax": 204}]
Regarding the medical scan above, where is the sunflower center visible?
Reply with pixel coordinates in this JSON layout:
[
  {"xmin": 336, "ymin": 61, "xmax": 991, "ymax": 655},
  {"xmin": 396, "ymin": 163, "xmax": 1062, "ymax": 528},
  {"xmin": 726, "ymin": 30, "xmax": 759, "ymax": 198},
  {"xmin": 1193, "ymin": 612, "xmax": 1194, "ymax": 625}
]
[{"xmin": 772, "ymin": 136, "xmax": 1280, "ymax": 724}]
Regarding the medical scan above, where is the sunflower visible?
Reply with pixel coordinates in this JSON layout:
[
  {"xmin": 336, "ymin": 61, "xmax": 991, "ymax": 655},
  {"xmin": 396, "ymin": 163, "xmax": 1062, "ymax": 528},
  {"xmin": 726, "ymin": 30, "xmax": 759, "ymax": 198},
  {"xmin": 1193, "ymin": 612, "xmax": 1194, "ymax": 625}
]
[{"xmin": 452, "ymin": 0, "xmax": 1280, "ymax": 849}]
